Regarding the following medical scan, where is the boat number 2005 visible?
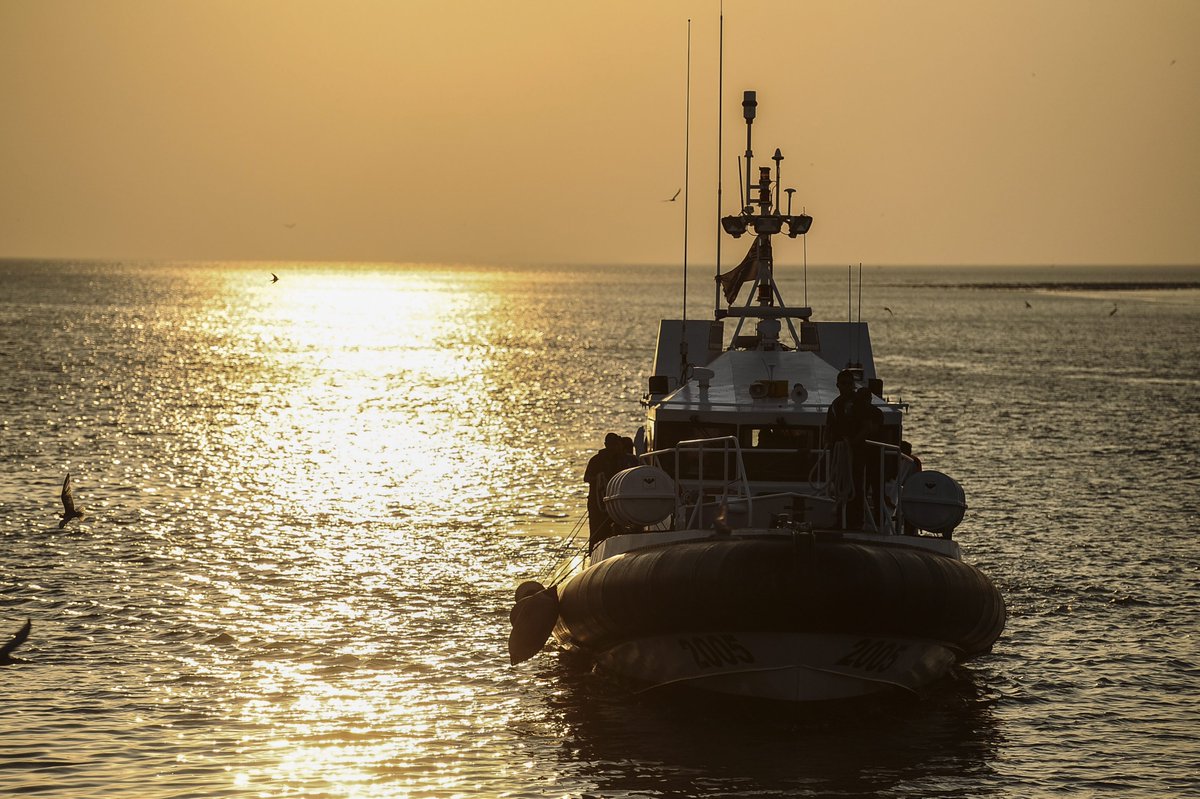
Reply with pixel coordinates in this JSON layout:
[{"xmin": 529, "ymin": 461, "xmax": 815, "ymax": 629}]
[
  {"xmin": 835, "ymin": 638, "xmax": 909, "ymax": 672},
  {"xmin": 678, "ymin": 634, "xmax": 755, "ymax": 669}
]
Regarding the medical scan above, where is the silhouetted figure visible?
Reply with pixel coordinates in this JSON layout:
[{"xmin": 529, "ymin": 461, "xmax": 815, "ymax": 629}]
[
  {"xmin": 584, "ymin": 433, "xmax": 624, "ymax": 550},
  {"xmin": 826, "ymin": 373, "xmax": 885, "ymax": 530},
  {"xmin": 825, "ymin": 370, "xmax": 858, "ymax": 442},
  {"xmin": 271, "ymin": 273, "xmax": 280, "ymax": 283},
  {"xmin": 849, "ymin": 387, "xmax": 885, "ymax": 529},
  {"xmin": 618, "ymin": 436, "xmax": 639, "ymax": 470},
  {"xmin": 59, "ymin": 472, "xmax": 84, "ymax": 528},
  {"xmin": 826, "ymin": 370, "xmax": 859, "ymax": 527},
  {"xmin": 0, "ymin": 619, "xmax": 31, "ymax": 665}
]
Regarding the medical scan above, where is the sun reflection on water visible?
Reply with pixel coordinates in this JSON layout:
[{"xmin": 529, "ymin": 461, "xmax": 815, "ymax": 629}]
[{"xmin": 155, "ymin": 265, "xmax": 576, "ymax": 795}]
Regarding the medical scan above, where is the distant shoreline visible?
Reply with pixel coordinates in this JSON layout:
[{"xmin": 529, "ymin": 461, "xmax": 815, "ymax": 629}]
[{"xmin": 912, "ymin": 281, "xmax": 1200, "ymax": 291}]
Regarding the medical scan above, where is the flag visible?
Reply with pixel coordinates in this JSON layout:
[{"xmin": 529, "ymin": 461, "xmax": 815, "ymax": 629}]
[{"xmin": 716, "ymin": 235, "xmax": 771, "ymax": 304}]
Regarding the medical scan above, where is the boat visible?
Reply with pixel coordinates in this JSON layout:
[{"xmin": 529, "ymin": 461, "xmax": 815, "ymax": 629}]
[{"xmin": 509, "ymin": 90, "xmax": 1005, "ymax": 703}]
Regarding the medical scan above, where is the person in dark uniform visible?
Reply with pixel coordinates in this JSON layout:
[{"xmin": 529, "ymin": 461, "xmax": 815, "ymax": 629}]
[
  {"xmin": 826, "ymin": 370, "xmax": 858, "ymax": 445},
  {"xmin": 850, "ymin": 386, "xmax": 885, "ymax": 529},
  {"xmin": 584, "ymin": 433, "xmax": 623, "ymax": 549},
  {"xmin": 826, "ymin": 372, "xmax": 885, "ymax": 529},
  {"xmin": 825, "ymin": 369, "xmax": 859, "ymax": 527},
  {"xmin": 618, "ymin": 436, "xmax": 639, "ymax": 470}
]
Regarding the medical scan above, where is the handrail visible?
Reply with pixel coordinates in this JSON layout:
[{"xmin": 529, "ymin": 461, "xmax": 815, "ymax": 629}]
[
  {"xmin": 644, "ymin": 435, "xmax": 754, "ymax": 529},
  {"xmin": 862, "ymin": 438, "xmax": 917, "ymax": 535},
  {"xmin": 641, "ymin": 435, "xmax": 914, "ymax": 534}
]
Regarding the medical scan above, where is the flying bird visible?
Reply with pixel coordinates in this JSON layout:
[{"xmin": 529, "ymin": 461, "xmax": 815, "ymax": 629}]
[
  {"xmin": 59, "ymin": 472, "xmax": 84, "ymax": 528},
  {"xmin": 271, "ymin": 273, "xmax": 279, "ymax": 283},
  {"xmin": 883, "ymin": 306, "xmax": 894, "ymax": 316},
  {"xmin": 1025, "ymin": 300, "xmax": 1032, "ymax": 308},
  {"xmin": 0, "ymin": 619, "xmax": 31, "ymax": 665},
  {"xmin": 663, "ymin": 189, "xmax": 681, "ymax": 202},
  {"xmin": 284, "ymin": 223, "xmax": 296, "ymax": 229},
  {"xmin": 1109, "ymin": 305, "xmax": 1118, "ymax": 316}
]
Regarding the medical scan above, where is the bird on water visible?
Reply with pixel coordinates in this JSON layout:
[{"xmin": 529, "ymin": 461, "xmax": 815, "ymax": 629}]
[
  {"xmin": 59, "ymin": 472, "xmax": 85, "ymax": 528},
  {"xmin": 0, "ymin": 619, "xmax": 31, "ymax": 665}
]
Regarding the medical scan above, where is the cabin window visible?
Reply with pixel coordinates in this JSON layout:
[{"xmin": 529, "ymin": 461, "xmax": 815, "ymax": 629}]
[
  {"xmin": 650, "ymin": 422, "xmax": 739, "ymax": 481},
  {"xmin": 652, "ymin": 422, "xmax": 738, "ymax": 450},
  {"xmin": 743, "ymin": 425, "xmax": 820, "ymax": 481}
]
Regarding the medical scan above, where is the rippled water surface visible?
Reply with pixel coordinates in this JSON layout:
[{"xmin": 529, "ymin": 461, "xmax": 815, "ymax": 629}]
[{"xmin": 2, "ymin": 260, "xmax": 1198, "ymax": 797}]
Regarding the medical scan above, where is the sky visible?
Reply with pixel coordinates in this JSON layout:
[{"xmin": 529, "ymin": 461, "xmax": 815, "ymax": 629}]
[{"xmin": 2, "ymin": 0, "xmax": 1198, "ymax": 268}]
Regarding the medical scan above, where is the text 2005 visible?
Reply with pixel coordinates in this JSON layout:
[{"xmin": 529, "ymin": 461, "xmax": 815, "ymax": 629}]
[
  {"xmin": 835, "ymin": 638, "xmax": 908, "ymax": 672},
  {"xmin": 678, "ymin": 634, "xmax": 755, "ymax": 669}
]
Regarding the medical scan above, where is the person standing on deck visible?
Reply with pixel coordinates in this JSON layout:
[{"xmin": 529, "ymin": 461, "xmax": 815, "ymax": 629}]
[
  {"xmin": 825, "ymin": 370, "xmax": 859, "ymax": 527},
  {"xmin": 584, "ymin": 433, "xmax": 623, "ymax": 550},
  {"xmin": 850, "ymin": 386, "xmax": 885, "ymax": 529}
]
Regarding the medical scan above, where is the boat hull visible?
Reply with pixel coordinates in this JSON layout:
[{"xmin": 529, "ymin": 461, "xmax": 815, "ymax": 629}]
[
  {"xmin": 600, "ymin": 631, "xmax": 957, "ymax": 701},
  {"xmin": 553, "ymin": 533, "xmax": 1005, "ymax": 701}
]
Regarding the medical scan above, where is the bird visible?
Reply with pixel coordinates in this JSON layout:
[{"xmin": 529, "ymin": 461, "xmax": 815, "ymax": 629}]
[
  {"xmin": 270, "ymin": 273, "xmax": 279, "ymax": 283},
  {"xmin": 883, "ymin": 306, "xmax": 894, "ymax": 316},
  {"xmin": 59, "ymin": 472, "xmax": 84, "ymax": 528},
  {"xmin": 663, "ymin": 189, "xmax": 681, "ymax": 202},
  {"xmin": 284, "ymin": 222, "xmax": 296, "ymax": 229},
  {"xmin": 1109, "ymin": 305, "xmax": 1118, "ymax": 316},
  {"xmin": 0, "ymin": 619, "xmax": 31, "ymax": 665},
  {"xmin": 1025, "ymin": 300, "xmax": 1032, "ymax": 308}
]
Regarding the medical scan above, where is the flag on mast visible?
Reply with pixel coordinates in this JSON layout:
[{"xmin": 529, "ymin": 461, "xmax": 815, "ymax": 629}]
[{"xmin": 716, "ymin": 235, "xmax": 771, "ymax": 304}]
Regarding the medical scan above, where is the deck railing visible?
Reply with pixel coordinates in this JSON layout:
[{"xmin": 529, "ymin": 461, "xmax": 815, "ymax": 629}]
[{"xmin": 638, "ymin": 435, "xmax": 919, "ymax": 534}]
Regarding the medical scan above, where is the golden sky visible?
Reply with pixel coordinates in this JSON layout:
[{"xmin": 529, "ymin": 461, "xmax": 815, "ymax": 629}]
[{"xmin": 1, "ymin": 0, "xmax": 1197, "ymax": 267}]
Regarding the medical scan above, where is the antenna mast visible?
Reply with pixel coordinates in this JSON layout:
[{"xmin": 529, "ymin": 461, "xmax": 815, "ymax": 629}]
[
  {"xmin": 682, "ymin": 18, "xmax": 691, "ymax": 322},
  {"xmin": 714, "ymin": 3, "xmax": 724, "ymax": 315}
]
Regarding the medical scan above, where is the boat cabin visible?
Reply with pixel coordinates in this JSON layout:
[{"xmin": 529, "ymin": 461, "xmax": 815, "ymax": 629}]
[{"xmin": 635, "ymin": 317, "xmax": 905, "ymax": 532}]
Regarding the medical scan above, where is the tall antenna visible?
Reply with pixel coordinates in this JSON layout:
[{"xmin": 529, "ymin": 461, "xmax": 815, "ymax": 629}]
[
  {"xmin": 857, "ymin": 263, "xmax": 864, "ymax": 365},
  {"xmin": 857, "ymin": 263, "xmax": 863, "ymax": 325},
  {"xmin": 847, "ymin": 265, "xmax": 852, "ymax": 324},
  {"xmin": 714, "ymin": 2, "xmax": 724, "ymax": 315},
  {"xmin": 682, "ymin": 18, "xmax": 691, "ymax": 321}
]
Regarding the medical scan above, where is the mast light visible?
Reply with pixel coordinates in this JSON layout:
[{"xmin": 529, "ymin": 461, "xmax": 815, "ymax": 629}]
[
  {"xmin": 742, "ymin": 90, "xmax": 757, "ymax": 123},
  {"xmin": 786, "ymin": 214, "xmax": 813, "ymax": 237},
  {"xmin": 721, "ymin": 215, "xmax": 749, "ymax": 238}
]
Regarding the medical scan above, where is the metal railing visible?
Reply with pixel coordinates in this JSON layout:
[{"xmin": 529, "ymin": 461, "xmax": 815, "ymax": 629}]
[{"xmin": 642, "ymin": 435, "xmax": 754, "ymax": 529}]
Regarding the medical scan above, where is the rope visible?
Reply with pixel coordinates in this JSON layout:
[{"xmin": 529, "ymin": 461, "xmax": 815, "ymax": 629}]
[
  {"xmin": 828, "ymin": 440, "xmax": 854, "ymax": 502},
  {"xmin": 536, "ymin": 511, "xmax": 590, "ymax": 588}
]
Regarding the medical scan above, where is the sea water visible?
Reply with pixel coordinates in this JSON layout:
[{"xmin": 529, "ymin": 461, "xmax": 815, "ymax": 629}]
[{"xmin": 1, "ymin": 260, "xmax": 1197, "ymax": 797}]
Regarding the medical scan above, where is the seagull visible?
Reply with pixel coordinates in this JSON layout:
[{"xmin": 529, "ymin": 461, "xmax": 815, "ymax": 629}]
[
  {"xmin": 663, "ymin": 189, "xmax": 681, "ymax": 202},
  {"xmin": 271, "ymin": 273, "xmax": 279, "ymax": 283},
  {"xmin": 883, "ymin": 306, "xmax": 894, "ymax": 316},
  {"xmin": 59, "ymin": 472, "xmax": 84, "ymax": 529},
  {"xmin": 0, "ymin": 620, "xmax": 31, "ymax": 665}
]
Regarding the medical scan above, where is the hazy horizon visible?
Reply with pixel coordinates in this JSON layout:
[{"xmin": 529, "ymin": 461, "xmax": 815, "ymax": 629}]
[{"xmin": 3, "ymin": 1, "xmax": 1198, "ymax": 268}]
